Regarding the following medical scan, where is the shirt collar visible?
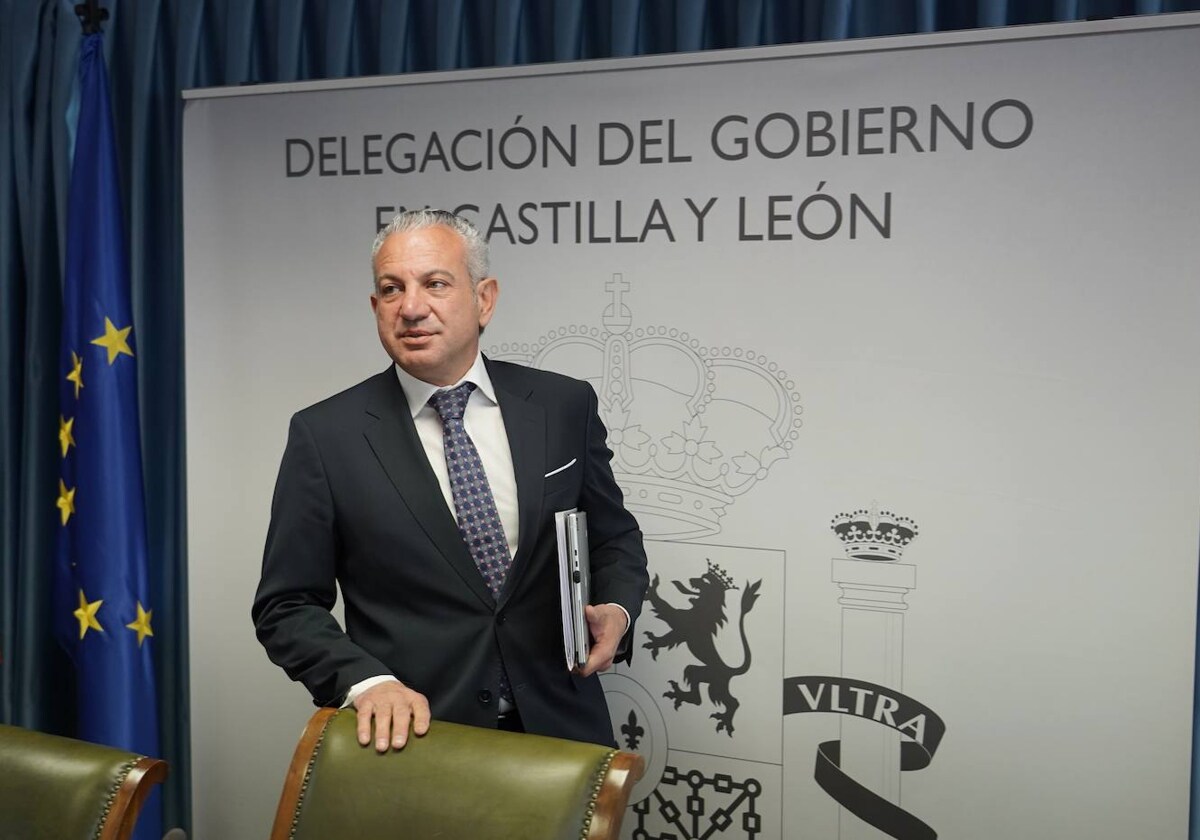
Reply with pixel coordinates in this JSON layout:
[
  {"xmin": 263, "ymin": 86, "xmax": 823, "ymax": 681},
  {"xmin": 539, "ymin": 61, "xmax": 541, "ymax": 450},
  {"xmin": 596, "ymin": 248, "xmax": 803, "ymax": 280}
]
[{"xmin": 393, "ymin": 353, "xmax": 497, "ymax": 419}]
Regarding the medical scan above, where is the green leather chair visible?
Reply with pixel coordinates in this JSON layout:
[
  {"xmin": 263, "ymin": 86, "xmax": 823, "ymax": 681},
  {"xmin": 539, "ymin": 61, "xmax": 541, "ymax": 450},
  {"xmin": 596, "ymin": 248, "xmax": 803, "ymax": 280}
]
[
  {"xmin": 0, "ymin": 723, "xmax": 168, "ymax": 840},
  {"xmin": 270, "ymin": 708, "xmax": 644, "ymax": 840}
]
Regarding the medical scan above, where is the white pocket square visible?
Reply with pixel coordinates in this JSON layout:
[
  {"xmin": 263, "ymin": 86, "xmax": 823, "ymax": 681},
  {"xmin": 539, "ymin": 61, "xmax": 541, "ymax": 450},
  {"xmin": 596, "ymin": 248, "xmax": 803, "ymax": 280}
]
[{"xmin": 544, "ymin": 458, "xmax": 577, "ymax": 478}]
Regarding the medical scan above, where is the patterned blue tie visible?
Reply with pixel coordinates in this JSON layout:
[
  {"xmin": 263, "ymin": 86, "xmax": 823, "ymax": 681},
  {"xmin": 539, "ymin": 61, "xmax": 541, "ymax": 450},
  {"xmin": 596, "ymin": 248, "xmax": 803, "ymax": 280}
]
[
  {"xmin": 428, "ymin": 383, "xmax": 512, "ymax": 596},
  {"xmin": 428, "ymin": 383, "xmax": 514, "ymax": 702}
]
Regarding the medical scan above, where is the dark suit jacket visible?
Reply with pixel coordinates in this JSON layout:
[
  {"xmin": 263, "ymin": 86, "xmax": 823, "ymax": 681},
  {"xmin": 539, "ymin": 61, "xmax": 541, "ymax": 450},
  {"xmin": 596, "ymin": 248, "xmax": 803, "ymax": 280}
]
[{"xmin": 252, "ymin": 358, "xmax": 648, "ymax": 746}]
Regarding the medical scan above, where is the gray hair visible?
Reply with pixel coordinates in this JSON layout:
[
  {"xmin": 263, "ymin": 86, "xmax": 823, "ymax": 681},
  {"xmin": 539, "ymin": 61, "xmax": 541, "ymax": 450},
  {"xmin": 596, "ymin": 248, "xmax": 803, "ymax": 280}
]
[{"xmin": 371, "ymin": 209, "xmax": 490, "ymax": 286}]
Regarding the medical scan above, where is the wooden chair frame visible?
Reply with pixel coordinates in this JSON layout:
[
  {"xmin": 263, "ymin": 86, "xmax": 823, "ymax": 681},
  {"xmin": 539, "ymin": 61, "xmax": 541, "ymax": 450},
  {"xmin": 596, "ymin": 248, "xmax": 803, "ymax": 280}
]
[{"xmin": 100, "ymin": 756, "xmax": 170, "ymax": 840}]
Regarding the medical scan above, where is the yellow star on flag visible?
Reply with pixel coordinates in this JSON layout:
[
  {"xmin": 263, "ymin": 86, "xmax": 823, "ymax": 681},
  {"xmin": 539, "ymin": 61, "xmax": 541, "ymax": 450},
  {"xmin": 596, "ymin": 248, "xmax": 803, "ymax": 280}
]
[
  {"xmin": 59, "ymin": 415, "xmax": 76, "ymax": 458},
  {"xmin": 90, "ymin": 317, "xmax": 134, "ymax": 365},
  {"xmin": 74, "ymin": 589, "xmax": 104, "ymax": 639},
  {"xmin": 66, "ymin": 351, "xmax": 84, "ymax": 398},
  {"xmin": 56, "ymin": 479, "xmax": 76, "ymax": 526},
  {"xmin": 126, "ymin": 602, "xmax": 154, "ymax": 647}
]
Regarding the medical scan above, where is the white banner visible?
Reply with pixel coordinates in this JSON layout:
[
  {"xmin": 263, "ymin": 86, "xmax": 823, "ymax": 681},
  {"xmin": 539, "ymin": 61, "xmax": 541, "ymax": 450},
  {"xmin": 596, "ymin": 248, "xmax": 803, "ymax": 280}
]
[{"xmin": 184, "ymin": 15, "xmax": 1200, "ymax": 839}]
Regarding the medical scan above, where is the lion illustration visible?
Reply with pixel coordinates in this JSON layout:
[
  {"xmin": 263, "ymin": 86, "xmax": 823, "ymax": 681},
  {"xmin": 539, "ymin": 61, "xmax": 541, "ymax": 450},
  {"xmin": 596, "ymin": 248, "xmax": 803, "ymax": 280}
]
[{"xmin": 642, "ymin": 560, "xmax": 762, "ymax": 736}]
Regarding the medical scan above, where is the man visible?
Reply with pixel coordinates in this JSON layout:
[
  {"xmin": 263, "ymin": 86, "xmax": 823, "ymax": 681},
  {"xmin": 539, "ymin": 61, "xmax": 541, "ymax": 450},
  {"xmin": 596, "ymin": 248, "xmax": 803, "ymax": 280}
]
[{"xmin": 252, "ymin": 209, "xmax": 648, "ymax": 751}]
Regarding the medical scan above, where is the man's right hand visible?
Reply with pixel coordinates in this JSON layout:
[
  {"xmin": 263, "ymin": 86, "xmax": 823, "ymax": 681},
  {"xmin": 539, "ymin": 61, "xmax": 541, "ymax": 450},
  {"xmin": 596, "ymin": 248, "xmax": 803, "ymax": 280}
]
[{"xmin": 353, "ymin": 679, "xmax": 431, "ymax": 752}]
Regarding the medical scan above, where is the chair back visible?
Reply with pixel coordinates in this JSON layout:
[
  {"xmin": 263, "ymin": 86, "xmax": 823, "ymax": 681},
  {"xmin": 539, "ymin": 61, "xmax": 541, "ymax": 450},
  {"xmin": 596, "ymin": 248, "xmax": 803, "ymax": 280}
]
[
  {"xmin": 0, "ymin": 723, "xmax": 167, "ymax": 840},
  {"xmin": 271, "ymin": 708, "xmax": 644, "ymax": 840}
]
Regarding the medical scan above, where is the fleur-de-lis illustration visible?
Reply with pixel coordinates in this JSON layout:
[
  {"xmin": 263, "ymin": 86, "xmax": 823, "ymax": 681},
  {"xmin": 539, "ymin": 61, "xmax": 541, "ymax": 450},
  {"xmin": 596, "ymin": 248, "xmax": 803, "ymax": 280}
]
[{"xmin": 620, "ymin": 709, "xmax": 645, "ymax": 750}]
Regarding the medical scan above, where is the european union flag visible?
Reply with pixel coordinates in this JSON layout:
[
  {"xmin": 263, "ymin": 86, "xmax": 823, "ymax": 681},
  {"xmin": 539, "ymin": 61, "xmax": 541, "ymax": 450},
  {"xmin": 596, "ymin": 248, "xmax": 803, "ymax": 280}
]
[{"xmin": 55, "ymin": 33, "xmax": 162, "ymax": 840}]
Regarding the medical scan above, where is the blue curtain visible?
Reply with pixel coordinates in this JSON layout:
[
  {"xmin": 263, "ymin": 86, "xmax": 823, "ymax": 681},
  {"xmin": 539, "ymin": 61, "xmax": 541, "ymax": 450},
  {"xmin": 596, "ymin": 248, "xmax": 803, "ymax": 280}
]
[{"xmin": 3, "ymin": 0, "xmax": 1197, "ymax": 835}]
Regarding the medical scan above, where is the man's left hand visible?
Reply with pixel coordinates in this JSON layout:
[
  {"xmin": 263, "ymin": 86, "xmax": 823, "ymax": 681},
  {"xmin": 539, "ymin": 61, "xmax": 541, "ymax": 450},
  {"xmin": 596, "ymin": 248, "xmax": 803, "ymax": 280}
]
[{"xmin": 579, "ymin": 603, "xmax": 626, "ymax": 677}]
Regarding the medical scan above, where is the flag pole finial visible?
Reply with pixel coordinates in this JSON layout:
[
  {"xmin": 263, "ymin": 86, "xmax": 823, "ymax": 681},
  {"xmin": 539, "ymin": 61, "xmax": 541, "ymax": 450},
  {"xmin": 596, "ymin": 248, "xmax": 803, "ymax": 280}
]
[{"xmin": 74, "ymin": 0, "xmax": 108, "ymax": 35}]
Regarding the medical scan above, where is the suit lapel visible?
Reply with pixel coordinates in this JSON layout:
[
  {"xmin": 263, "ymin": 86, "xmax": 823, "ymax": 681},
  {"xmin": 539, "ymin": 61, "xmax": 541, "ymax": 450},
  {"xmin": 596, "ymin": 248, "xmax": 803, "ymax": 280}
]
[
  {"xmin": 361, "ymin": 369, "xmax": 494, "ymax": 608},
  {"xmin": 488, "ymin": 361, "xmax": 545, "ymax": 609}
]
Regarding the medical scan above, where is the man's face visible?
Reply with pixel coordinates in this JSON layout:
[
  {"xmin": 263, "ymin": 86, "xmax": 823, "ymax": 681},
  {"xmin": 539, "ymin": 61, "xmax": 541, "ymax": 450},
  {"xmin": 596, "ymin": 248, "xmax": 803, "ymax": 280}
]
[{"xmin": 370, "ymin": 225, "xmax": 497, "ymax": 386}]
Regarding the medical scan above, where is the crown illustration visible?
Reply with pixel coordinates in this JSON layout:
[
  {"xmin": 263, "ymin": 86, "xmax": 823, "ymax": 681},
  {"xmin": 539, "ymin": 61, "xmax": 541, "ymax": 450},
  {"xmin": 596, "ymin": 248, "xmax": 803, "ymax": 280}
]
[
  {"xmin": 705, "ymin": 559, "xmax": 738, "ymax": 591},
  {"xmin": 488, "ymin": 274, "xmax": 802, "ymax": 540},
  {"xmin": 831, "ymin": 505, "xmax": 918, "ymax": 562}
]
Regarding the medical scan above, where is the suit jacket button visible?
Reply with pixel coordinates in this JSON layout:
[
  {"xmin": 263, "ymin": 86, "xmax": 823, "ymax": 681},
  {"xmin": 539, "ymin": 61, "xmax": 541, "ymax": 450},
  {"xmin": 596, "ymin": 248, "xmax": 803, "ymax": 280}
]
[
  {"xmin": 477, "ymin": 689, "xmax": 492, "ymax": 705},
  {"xmin": 496, "ymin": 613, "xmax": 506, "ymax": 625}
]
